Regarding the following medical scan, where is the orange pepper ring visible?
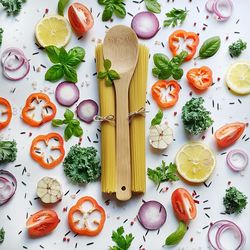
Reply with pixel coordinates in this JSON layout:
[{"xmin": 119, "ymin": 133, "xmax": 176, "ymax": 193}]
[
  {"xmin": 0, "ymin": 97, "xmax": 12, "ymax": 130},
  {"xmin": 30, "ymin": 133, "xmax": 65, "ymax": 169},
  {"xmin": 68, "ymin": 196, "xmax": 106, "ymax": 236},
  {"xmin": 22, "ymin": 93, "xmax": 57, "ymax": 127}
]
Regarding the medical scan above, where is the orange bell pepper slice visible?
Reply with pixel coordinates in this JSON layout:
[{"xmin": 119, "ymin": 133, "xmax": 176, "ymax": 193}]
[
  {"xmin": 169, "ymin": 30, "xmax": 199, "ymax": 61},
  {"xmin": 30, "ymin": 133, "xmax": 65, "ymax": 169},
  {"xmin": 151, "ymin": 80, "xmax": 181, "ymax": 109},
  {"xmin": 68, "ymin": 196, "xmax": 106, "ymax": 236},
  {"xmin": 22, "ymin": 93, "xmax": 56, "ymax": 127},
  {"xmin": 186, "ymin": 66, "xmax": 213, "ymax": 91},
  {"xmin": 0, "ymin": 97, "xmax": 12, "ymax": 130}
]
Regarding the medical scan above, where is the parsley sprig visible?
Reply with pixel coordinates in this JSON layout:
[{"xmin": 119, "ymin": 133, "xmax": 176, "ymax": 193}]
[
  {"xmin": 164, "ymin": 8, "xmax": 188, "ymax": 27},
  {"xmin": 97, "ymin": 59, "xmax": 120, "ymax": 86},
  {"xmin": 229, "ymin": 39, "xmax": 247, "ymax": 58}
]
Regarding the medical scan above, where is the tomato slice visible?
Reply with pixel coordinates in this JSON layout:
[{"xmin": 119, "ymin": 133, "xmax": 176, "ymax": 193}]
[
  {"xmin": 215, "ymin": 122, "xmax": 245, "ymax": 148},
  {"xmin": 171, "ymin": 188, "xmax": 197, "ymax": 222},
  {"xmin": 68, "ymin": 3, "xmax": 94, "ymax": 36},
  {"xmin": 26, "ymin": 209, "xmax": 60, "ymax": 237}
]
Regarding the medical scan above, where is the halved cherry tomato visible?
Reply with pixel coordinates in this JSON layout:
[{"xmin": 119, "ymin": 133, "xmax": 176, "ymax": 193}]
[
  {"xmin": 215, "ymin": 122, "xmax": 245, "ymax": 148},
  {"xmin": 68, "ymin": 3, "xmax": 94, "ymax": 36},
  {"xmin": 151, "ymin": 80, "xmax": 181, "ymax": 109},
  {"xmin": 0, "ymin": 97, "xmax": 12, "ymax": 130},
  {"xmin": 26, "ymin": 209, "xmax": 60, "ymax": 237},
  {"xmin": 171, "ymin": 188, "xmax": 197, "ymax": 222},
  {"xmin": 186, "ymin": 66, "xmax": 213, "ymax": 90}
]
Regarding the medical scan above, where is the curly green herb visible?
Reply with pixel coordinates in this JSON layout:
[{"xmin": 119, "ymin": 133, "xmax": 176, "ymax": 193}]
[
  {"xmin": 164, "ymin": 8, "xmax": 188, "ymax": 27},
  {"xmin": 229, "ymin": 39, "xmax": 247, "ymax": 58},
  {"xmin": 0, "ymin": 140, "xmax": 17, "ymax": 164},
  {"xmin": 0, "ymin": 0, "xmax": 26, "ymax": 15}
]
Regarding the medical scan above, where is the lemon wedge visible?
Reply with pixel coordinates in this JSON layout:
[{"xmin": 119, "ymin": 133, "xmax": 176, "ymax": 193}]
[
  {"xmin": 226, "ymin": 61, "xmax": 250, "ymax": 95},
  {"xmin": 35, "ymin": 15, "xmax": 71, "ymax": 48},
  {"xmin": 175, "ymin": 142, "xmax": 216, "ymax": 183}
]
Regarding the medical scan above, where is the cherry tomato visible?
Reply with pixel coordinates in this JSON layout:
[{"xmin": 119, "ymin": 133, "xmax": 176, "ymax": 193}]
[
  {"xmin": 171, "ymin": 188, "xmax": 197, "ymax": 222},
  {"xmin": 26, "ymin": 209, "xmax": 60, "ymax": 237},
  {"xmin": 215, "ymin": 122, "xmax": 245, "ymax": 148},
  {"xmin": 68, "ymin": 3, "xmax": 94, "ymax": 36}
]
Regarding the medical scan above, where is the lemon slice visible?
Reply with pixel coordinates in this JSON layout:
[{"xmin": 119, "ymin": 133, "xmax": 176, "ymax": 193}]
[
  {"xmin": 35, "ymin": 15, "xmax": 71, "ymax": 48},
  {"xmin": 176, "ymin": 142, "xmax": 216, "ymax": 183},
  {"xmin": 226, "ymin": 61, "xmax": 250, "ymax": 95}
]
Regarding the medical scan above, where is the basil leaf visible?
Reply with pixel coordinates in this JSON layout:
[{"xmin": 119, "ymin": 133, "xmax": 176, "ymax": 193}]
[
  {"xmin": 105, "ymin": 77, "xmax": 113, "ymax": 86},
  {"xmin": 73, "ymin": 126, "xmax": 83, "ymax": 137},
  {"xmin": 59, "ymin": 47, "xmax": 69, "ymax": 64},
  {"xmin": 151, "ymin": 110, "xmax": 163, "ymax": 126},
  {"xmin": 52, "ymin": 119, "xmax": 64, "ymax": 127},
  {"xmin": 63, "ymin": 65, "xmax": 78, "ymax": 83},
  {"xmin": 67, "ymin": 47, "xmax": 85, "ymax": 66},
  {"xmin": 57, "ymin": 0, "xmax": 69, "ymax": 16},
  {"xmin": 64, "ymin": 109, "xmax": 74, "ymax": 121},
  {"xmin": 70, "ymin": 119, "xmax": 80, "ymax": 126},
  {"xmin": 165, "ymin": 221, "xmax": 187, "ymax": 246},
  {"xmin": 172, "ymin": 67, "xmax": 183, "ymax": 80},
  {"xmin": 153, "ymin": 53, "xmax": 169, "ymax": 69},
  {"xmin": 114, "ymin": 3, "xmax": 126, "ymax": 18},
  {"xmin": 45, "ymin": 46, "xmax": 60, "ymax": 63},
  {"xmin": 145, "ymin": 0, "xmax": 161, "ymax": 14},
  {"xmin": 64, "ymin": 125, "xmax": 73, "ymax": 141},
  {"xmin": 152, "ymin": 67, "xmax": 161, "ymax": 78},
  {"xmin": 45, "ymin": 65, "xmax": 64, "ymax": 82},
  {"xmin": 102, "ymin": 5, "xmax": 114, "ymax": 21},
  {"xmin": 108, "ymin": 70, "xmax": 120, "ymax": 80},
  {"xmin": 97, "ymin": 71, "xmax": 108, "ymax": 79},
  {"xmin": 199, "ymin": 36, "xmax": 221, "ymax": 59},
  {"xmin": 98, "ymin": 0, "xmax": 107, "ymax": 4},
  {"xmin": 104, "ymin": 59, "xmax": 111, "ymax": 71}
]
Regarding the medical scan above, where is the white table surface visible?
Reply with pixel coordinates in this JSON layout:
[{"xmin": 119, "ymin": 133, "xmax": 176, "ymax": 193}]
[{"xmin": 0, "ymin": 0, "xmax": 250, "ymax": 249}]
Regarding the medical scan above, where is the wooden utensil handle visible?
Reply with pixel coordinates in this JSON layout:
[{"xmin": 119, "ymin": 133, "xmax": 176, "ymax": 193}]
[{"xmin": 115, "ymin": 86, "xmax": 132, "ymax": 201}]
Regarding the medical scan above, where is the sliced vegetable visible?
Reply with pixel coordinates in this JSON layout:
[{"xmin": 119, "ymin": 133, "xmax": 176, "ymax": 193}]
[
  {"xmin": 223, "ymin": 186, "xmax": 247, "ymax": 214},
  {"xmin": 26, "ymin": 209, "xmax": 60, "ymax": 237},
  {"xmin": 198, "ymin": 36, "xmax": 221, "ymax": 59},
  {"xmin": 68, "ymin": 196, "xmax": 106, "ymax": 236},
  {"xmin": 0, "ymin": 140, "xmax": 17, "ymax": 164},
  {"xmin": 55, "ymin": 81, "xmax": 80, "ymax": 107},
  {"xmin": 68, "ymin": 3, "xmax": 94, "ymax": 36},
  {"xmin": 0, "ymin": 170, "xmax": 17, "ymax": 206},
  {"xmin": 164, "ymin": 8, "xmax": 188, "ymax": 27},
  {"xmin": 186, "ymin": 66, "xmax": 213, "ymax": 91},
  {"xmin": 149, "ymin": 123, "xmax": 173, "ymax": 149},
  {"xmin": 151, "ymin": 80, "xmax": 180, "ymax": 109},
  {"xmin": 63, "ymin": 145, "xmax": 101, "ymax": 184},
  {"xmin": 206, "ymin": 0, "xmax": 233, "ymax": 21},
  {"xmin": 22, "ymin": 93, "xmax": 57, "ymax": 127},
  {"xmin": 131, "ymin": 11, "xmax": 159, "ymax": 39},
  {"xmin": 0, "ymin": 97, "xmax": 12, "ymax": 130},
  {"xmin": 226, "ymin": 149, "xmax": 248, "ymax": 172},
  {"xmin": 215, "ymin": 122, "xmax": 245, "ymax": 148},
  {"xmin": 76, "ymin": 99, "xmax": 99, "ymax": 124},
  {"xmin": 205, "ymin": 0, "xmax": 215, "ymax": 13},
  {"xmin": 208, "ymin": 220, "xmax": 245, "ymax": 250},
  {"xmin": 138, "ymin": 200, "xmax": 167, "ymax": 230},
  {"xmin": 36, "ymin": 177, "xmax": 62, "ymax": 204},
  {"xmin": 171, "ymin": 188, "xmax": 197, "ymax": 222},
  {"xmin": 0, "ymin": 227, "xmax": 5, "ymax": 244},
  {"xmin": 169, "ymin": 30, "xmax": 199, "ymax": 61},
  {"xmin": 165, "ymin": 221, "xmax": 187, "ymax": 246},
  {"xmin": 30, "ymin": 133, "xmax": 65, "ymax": 169}
]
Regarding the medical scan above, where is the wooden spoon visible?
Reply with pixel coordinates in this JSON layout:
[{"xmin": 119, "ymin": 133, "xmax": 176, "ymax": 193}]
[{"xmin": 103, "ymin": 25, "xmax": 139, "ymax": 201}]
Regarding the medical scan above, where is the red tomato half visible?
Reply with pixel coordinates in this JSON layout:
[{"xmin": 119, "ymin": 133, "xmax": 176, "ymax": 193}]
[
  {"xmin": 26, "ymin": 209, "xmax": 60, "ymax": 237},
  {"xmin": 68, "ymin": 3, "xmax": 94, "ymax": 36},
  {"xmin": 171, "ymin": 188, "xmax": 197, "ymax": 222},
  {"xmin": 215, "ymin": 122, "xmax": 245, "ymax": 148}
]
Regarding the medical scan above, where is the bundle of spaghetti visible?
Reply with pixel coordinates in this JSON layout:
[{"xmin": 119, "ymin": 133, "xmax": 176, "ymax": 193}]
[
  {"xmin": 95, "ymin": 44, "xmax": 116, "ymax": 193},
  {"xmin": 129, "ymin": 44, "xmax": 149, "ymax": 193}
]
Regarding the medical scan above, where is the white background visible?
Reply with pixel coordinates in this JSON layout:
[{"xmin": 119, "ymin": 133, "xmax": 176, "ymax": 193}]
[{"xmin": 0, "ymin": 0, "xmax": 250, "ymax": 249}]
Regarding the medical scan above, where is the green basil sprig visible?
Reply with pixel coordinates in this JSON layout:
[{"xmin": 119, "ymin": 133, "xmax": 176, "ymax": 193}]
[
  {"xmin": 165, "ymin": 221, "xmax": 187, "ymax": 246},
  {"xmin": 145, "ymin": 0, "xmax": 161, "ymax": 14},
  {"xmin": 198, "ymin": 36, "xmax": 221, "ymax": 59},
  {"xmin": 45, "ymin": 46, "xmax": 85, "ymax": 83},
  {"xmin": 57, "ymin": 0, "xmax": 69, "ymax": 16}
]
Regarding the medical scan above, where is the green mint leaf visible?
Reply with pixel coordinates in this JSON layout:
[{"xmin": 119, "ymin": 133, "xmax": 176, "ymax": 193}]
[
  {"xmin": 45, "ymin": 65, "xmax": 64, "ymax": 82},
  {"xmin": 153, "ymin": 53, "xmax": 169, "ymax": 69},
  {"xmin": 145, "ymin": 0, "xmax": 161, "ymax": 14},
  {"xmin": 97, "ymin": 71, "xmax": 108, "ymax": 79},
  {"xmin": 151, "ymin": 110, "xmax": 163, "ymax": 126},
  {"xmin": 63, "ymin": 65, "xmax": 78, "ymax": 83},
  {"xmin": 108, "ymin": 70, "xmax": 120, "ymax": 80},
  {"xmin": 64, "ymin": 109, "xmax": 74, "ymax": 121},
  {"xmin": 114, "ymin": 3, "xmax": 126, "ymax": 18},
  {"xmin": 52, "ymin": 119, "xmax": 64, "ymax": 127},
  {"xmin": 165, "ymin": 221, "xmax": 187, "ymax": 246},
  {"xmin": 199, "ymin": 36, "xmax": 221, "ymax": 59},
  {"xmin": 102, "ymin": 5, "xmax": 114, "ymax": 21},
  {"xmin": 64, "ymin": 125, "xmax": 73, "ymax": 141},
  {"xmin": 45, "ymin": 46, "xmax": 61, "ymax": 63},
  {"xmin": 164, "ymin": 8, "xmax": 188, "ymax": 27},
  {"xmin": 73, "ymin": 126, "xmax": 83, "ymax": 137},
  {"xmin": 104, "ymin": 59, "xmax": 112, "ymax": 71},
  {"xmin": 67, "ymin": 47, "xmax": 85, "ymax": 66},
  {"xmin": 57, "ymin": 0, "xmax": 69, "ymax": 16}
]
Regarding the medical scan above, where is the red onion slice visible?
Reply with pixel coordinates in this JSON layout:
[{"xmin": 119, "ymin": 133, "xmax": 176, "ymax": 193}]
[
  {"xmin": 1, "ymin": 47, "xmax": 25, "ymax": 65},
  {"xmin": 213, "ymin": 0, "xmax": 233, "ymax": 20},
  {"xmin": 206, "ymin": 0, "xmax": 216, "ymax": 13},
  {"xmin": 0, "ymin": 170, "xmax": 17, "ymax": 206},
  {"xmin": 3, "ymin": 54, "xmax": 25, "ymax": 71},
  {"xmin": 226, "ymin": 149, "xmax": 248, "ymax": 172},
  {"xmin": 76, "ymin": 99, "xmax": 99, "ymax": 124},
  {"xmin": 55, "ymin": 82, "xmax": 80, "ymax": 107},
  {"xmin": 138, "ymin": 200, "xmax": 167, "ymax": 230},
  {"xmin": 131, "ymin": 11, "xmax": 159, "ymax": 39},
  {"xmin": 208, "ymin": 220, "xmax": 245, "ymax": 250}
]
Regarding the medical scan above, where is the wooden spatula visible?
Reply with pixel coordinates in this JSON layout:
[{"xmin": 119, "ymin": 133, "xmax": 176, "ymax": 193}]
[{"xmin": 103, "ymin": 25, "xmax": 139, "ymax": 201}]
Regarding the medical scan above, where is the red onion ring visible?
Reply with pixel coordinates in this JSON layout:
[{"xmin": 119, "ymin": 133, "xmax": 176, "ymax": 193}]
[
  {"xmin": 1, "ymin": 47, "xmax": 25, "ymax": 65},
  {"xmin": 208, "ymin": 220, "xmax": 245, "ymax": 250},
  {"xmin": 3, "ymin": 54, "xmax": 25, "ymax": 71},
  {"xmin": 226, "ymin": 149, "xmax": 248, "ymax": 172},
  {"xmin": 0, "ymin": 170, "xmax": 17, "ymax": 206},
  {"xmin": 213, "ymin": 0, "xmax": 233, "ymax": 20},
  {"xmin": 206, "ymin": 0, "xmax": 216, "ymax": 13}
]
